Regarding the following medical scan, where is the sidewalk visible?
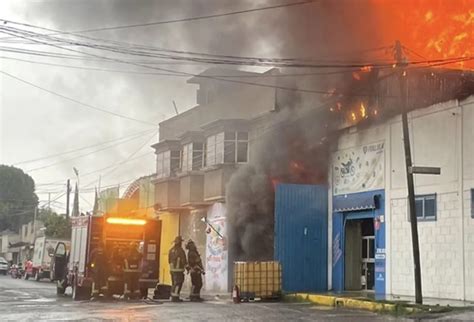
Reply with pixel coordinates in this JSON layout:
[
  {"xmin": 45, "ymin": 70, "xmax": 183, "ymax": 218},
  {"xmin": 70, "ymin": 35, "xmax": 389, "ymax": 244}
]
[{"xmin": 285, "ymin": 292, "xmax": 474, "ymax": 316}]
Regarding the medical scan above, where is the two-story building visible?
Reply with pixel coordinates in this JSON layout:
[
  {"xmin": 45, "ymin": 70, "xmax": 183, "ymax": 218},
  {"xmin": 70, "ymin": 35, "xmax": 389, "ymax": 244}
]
[{"xmin": 152, "ymin": 67, "xmax": 280, "ymax": 289}]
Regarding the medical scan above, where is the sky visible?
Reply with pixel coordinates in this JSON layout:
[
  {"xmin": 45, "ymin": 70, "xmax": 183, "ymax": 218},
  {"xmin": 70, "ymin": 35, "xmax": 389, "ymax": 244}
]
[
  {"xmin": 0, "ymin": 0, "xmax": 289, "ymax": 213},
  {"xmin": 0, "ymin": 0, "xmax": 420, "ymax": 214}
]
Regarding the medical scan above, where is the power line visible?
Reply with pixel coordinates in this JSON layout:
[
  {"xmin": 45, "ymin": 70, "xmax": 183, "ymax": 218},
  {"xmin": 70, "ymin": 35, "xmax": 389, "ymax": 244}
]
[
  {"xmin": 13, "ymin": 128, "xmax": 155, "ymax": 166},
  {"xmin": 36, "ymin": 151, "xmax": 154, "ymax": 188},
  {"xmin": 0, "ymin": 18, "xmax": 394, "ymax": 67},
  {"xmin": 3, "ymin": 1, "xmax": 317, "ymax": 36},
  {"xmin": 0, "ymin": 27, "xmax": 397, "ymax": 97},
  {"xmin": 0, "ymin": 55, "xmax": 375, "ymax": 78},
  {"xmin": 84, "ymin": 131, "xmax": 158, "ymax": 188},
  {"xmin": 0, "ymin": 69, "xmax": 158, "ymax": 126},
  {"xmin": 2, "ymin": 25, "xmax": 471, "ymax": 99},
  {"xmin": 24, "ymin": 130, "xmax": 156, "ymax": 172},
  {"xmin": 0, "ymin": 24, "xmax": 405, "ymax": 68}
]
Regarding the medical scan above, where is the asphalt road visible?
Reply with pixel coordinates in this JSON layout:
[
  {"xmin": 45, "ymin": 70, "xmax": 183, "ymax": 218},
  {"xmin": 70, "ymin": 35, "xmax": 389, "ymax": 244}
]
[{"xmin": 0, "ymin": 275, "xmax": 472, "ymax": 321}]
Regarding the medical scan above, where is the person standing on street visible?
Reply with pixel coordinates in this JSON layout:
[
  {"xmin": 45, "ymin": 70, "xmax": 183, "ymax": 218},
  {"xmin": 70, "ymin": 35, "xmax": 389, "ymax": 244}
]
[
  {"xmin": 185, "ymin": 239, "xmax": 205, "ymax": 302},
  {"xmin": 123, "ymin": 242, "xmax": 142, "ymax": 299},
  {"xmin": 90, "ymin": 241, "xmax": 107, "ymax": 299},
  {"xmin": 169, "ymin": 236, "xmax": 187, "ymax": 302}
]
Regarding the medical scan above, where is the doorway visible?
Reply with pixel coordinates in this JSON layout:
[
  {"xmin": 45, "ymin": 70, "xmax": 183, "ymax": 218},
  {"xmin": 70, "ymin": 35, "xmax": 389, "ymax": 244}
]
[{"xmin": 344, "ymin": 218, "xmax": 375, "ymax": 291}]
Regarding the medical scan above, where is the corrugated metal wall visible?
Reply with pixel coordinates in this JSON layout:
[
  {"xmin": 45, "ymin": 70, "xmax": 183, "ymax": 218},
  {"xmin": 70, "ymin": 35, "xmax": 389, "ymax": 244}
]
[{"xmin": 275, "ymin": 184, "xmax": 328, "ymax": 293}]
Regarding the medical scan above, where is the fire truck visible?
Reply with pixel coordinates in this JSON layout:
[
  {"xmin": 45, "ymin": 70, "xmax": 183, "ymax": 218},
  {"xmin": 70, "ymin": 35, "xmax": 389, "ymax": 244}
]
[{"xmin": 51, "ymin": 213, "xmax": 161, "ymax": 301}]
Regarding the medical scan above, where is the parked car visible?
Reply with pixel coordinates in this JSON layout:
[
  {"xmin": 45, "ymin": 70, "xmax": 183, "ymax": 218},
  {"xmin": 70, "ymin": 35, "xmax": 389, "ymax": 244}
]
[{"xmin": 0, "ymin": 257, "xmax": 8, "ymax": 275}]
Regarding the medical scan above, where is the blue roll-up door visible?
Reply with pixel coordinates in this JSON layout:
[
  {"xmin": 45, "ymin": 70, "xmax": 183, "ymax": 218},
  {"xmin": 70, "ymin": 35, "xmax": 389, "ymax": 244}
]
[{"xmin": 275, "ymin": 184, "xmax": 328, "ymax": 293}]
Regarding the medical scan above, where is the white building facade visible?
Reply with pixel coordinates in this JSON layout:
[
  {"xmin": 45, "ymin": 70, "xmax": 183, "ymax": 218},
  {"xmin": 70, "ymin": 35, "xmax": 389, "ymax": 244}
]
[{"xmin": 328, "ymin": 95, "xmax": 474, "ymax": 301}]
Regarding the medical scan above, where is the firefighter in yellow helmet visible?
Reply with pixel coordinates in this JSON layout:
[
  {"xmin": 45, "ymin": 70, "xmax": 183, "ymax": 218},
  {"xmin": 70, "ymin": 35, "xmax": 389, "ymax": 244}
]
[
  {"xmin": 168, "ymin": 236, "xmax": 187, "ymax": 302},
  {"xmin": 185, "ymin": 239, "xmax": 205, "ymax": 302},
  {"xmin": 123, "ymin": 242, "xmax": 142, "ymax": 299}
]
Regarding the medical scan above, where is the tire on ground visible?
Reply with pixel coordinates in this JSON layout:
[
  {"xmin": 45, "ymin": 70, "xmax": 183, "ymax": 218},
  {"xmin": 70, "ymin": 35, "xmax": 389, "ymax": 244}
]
[{"xmin": 72, "ymin": 284, "xmax": 91, "ymax": 301}]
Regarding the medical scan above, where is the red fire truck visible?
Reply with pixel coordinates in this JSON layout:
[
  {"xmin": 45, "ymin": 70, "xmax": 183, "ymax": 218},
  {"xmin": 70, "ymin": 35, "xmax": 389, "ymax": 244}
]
[{"xmin": 51, "ymin": 214, "xmax": 161, "ymax": 300}]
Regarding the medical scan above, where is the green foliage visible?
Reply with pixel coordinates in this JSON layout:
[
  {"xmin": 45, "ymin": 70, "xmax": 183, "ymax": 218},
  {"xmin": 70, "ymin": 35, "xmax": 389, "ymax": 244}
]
[
  {"xmin": 0, "ymin": 165, "xmax": 38, "ymax": 232},
  {"xmin": 38, "ymin": 209, "xmax": 71, "ymax": 239}
]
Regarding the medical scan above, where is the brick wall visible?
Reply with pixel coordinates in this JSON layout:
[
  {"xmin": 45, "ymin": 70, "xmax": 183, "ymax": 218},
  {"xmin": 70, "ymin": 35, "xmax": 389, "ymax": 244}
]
[
  {"xmin": 464, "ymin": 189, "xmax": 474, "ymax": 301},
  {"xmin": 390, "ymin": 192, "xmax": 464, "ymax": 299}
]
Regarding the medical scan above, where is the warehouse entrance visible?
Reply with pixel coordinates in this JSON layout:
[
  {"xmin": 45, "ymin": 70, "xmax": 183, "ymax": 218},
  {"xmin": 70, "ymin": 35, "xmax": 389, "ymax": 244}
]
[
  {"xmin": 332, "ymin": 190, "xmax": 386, "ymax": 295},
  {"xmin": 344, "ymin": 217, "xmax": 375, "ymax": 291}
]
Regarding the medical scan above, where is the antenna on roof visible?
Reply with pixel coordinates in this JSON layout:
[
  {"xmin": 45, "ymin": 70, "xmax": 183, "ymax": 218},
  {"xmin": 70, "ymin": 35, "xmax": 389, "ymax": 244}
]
[{"xmin": 172, "ymin": 100, "xmax": 179, "ymax": 115}]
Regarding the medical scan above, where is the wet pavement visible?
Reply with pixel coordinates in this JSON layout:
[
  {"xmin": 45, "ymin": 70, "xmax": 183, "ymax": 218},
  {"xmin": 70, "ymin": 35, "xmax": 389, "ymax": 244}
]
[{"xmin": 0, "ymin": 275, "xmax": 472, "ymax": 321}]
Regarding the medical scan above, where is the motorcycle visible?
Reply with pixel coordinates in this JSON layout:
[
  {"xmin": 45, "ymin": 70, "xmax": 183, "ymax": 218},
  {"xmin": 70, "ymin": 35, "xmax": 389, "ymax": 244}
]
[{"xmin": 10, "ymin": 264, "xmax": 24, "ymax": 279}]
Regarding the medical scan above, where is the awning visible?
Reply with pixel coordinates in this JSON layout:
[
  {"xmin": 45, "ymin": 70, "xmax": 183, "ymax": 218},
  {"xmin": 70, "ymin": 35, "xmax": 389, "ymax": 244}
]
[
  {"xmin": 333, "ymin": 194, "xmax": 380, "ymax": 212},
  {"xmin": 8, "ymin": 241, "xmax": 31, "ymax": 248}
]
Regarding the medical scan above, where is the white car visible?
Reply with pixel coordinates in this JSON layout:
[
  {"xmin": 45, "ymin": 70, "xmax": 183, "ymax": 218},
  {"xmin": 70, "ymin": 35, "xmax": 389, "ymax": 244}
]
[{"xmin": 0, "ymin": 257, "xmax": 9, "ymax": 275}]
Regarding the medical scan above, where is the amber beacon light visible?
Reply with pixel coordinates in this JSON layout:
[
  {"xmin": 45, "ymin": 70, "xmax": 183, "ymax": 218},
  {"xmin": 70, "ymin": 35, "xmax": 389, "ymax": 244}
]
[{"xmin": 106, "ymin": 217, "xmax": 147, "ymax": 226}]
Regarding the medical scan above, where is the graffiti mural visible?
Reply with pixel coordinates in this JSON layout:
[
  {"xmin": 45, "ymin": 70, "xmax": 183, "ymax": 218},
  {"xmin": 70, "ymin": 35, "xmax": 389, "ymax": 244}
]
[{"xmin": 205, "ymin": 203, "xmax": 228, "ymax": 292}]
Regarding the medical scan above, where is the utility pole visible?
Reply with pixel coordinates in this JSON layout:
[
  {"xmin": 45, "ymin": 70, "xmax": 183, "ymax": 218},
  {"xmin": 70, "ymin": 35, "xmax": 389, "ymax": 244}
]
[
  {"xmin": 66, "ymin": 179, "xmax": 71, "ymax": 219},
  {"xmin": 33, "ymin": 207, "xmax": 38, "ymax": 240},
  {"xmin": 394, "ymin": 40, "xmax": 423, "ymax": 304}
]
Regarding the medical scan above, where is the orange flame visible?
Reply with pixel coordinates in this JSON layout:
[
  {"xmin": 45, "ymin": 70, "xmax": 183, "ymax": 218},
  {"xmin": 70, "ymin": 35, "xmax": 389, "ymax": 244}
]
[
  {"xmin": 360, "ymin": 65, "xmax": 373, "ymax": 72},
  {"xmin": 360, "ymin": 103, "xmax": 367, "ymax": 118},
  {"xmin": 351, "ymin": 112, "xmax": 357, "ymax": 121},
  {"xmin": 352, "ymin": 72, "xmax": 361, "ymax": 80},
  {"xmin": 372, "ymin": 0, "xmax": 473, "ymax": 70}
]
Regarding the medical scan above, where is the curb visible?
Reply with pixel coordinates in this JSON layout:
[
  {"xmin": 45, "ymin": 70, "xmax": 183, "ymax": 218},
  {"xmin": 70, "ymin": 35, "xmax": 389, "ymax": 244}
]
[{"xmin": 288, "ymin": 293, "xmax": 417, "ymax": 314}]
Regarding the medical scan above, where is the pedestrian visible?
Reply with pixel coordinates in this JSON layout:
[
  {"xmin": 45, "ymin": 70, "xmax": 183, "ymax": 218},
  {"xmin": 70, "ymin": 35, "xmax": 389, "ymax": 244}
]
[
  {"xmin": 168, "ymin": 236, "xmax": 187, "ymax": 302},
  {"xmin": 123, "ymin": 242, "xmax": 142, "ymax": 299},
  {"xmin": 89, "ymin": 241, "xmax": 107, "ymax": 299},
  {"xmin": 185, "ymin": 239, "xmax": 205, "ymax": 302}
]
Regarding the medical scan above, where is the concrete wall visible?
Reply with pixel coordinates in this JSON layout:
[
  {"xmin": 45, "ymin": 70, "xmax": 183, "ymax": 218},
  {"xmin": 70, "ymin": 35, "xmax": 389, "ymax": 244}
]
[
  {"xmin": 154, "ymin": 179, "xmax": 180, "ymax": 209},
  {"xmin": 179, "ymin": 174, "xmax": 204, "ymax": 206},
  {"xmin": 159, "ymin": 78, "xmax": 275, "ymax": 142},
  {"xmin": 203, "ymin": 164, "xmax": 237, "ymax": 201},
  {"xmin": 330, "ymin": 95, "xmax": 474, "ymax": 301}
]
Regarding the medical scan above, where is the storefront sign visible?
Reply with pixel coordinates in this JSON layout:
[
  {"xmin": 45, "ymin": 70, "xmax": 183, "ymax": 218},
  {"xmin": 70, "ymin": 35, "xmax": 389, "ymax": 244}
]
[{"xmin": 333, "ymin": 142, "xmax": 385, "ymax": 195}]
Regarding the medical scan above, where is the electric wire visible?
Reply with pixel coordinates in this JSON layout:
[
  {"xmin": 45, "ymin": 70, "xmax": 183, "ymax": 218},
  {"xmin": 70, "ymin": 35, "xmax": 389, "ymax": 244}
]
[
  {"xmin": 0, "ymin": 69, "xmax": 158, "ymax": 126},
  {"xmin": 0, "ymin": 1, "xmax": 317, "ymax": 37},
  {"xmin": 13, "ymin": 128, "xmax": 155, "ymax": 166},
  {"xmin": 1, "ymin": 24, "xmax": 471, "ymax": 98},
  {"xmin": 24, "ymin": 130, "xmax": 156, "ymax": 172}
]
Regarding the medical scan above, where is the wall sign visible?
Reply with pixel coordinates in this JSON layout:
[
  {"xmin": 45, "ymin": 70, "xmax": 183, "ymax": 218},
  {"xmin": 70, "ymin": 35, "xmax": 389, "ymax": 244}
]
[{"xmin": 333, "ymin": 142, "xmax": 385, "ymax": 195}]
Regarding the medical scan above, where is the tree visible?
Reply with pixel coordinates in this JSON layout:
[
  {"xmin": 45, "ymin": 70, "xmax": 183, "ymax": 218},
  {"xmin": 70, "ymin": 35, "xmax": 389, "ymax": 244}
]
[
  {"xmin": 38, "ymin": 209, "xmax": 71, "ymax": 239},
  {"xmin": 0, "ymin": 165, "xmax": 38, "ymax": 232}
]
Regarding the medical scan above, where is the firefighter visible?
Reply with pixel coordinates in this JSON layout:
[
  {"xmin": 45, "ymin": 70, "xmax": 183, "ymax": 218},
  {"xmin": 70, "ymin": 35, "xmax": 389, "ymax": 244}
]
[
  {"xmin": 90, "ymin": 241, "xmax": 107, "ymax": 298},
  {"xmin": 185, "ymin": 239, "xmax": 205, "ymax": 302},
  {"xmin": 169, "ymin": 236, "xmax": 187, "ymax": 302},
  {"xmin": 123, "ymin": 242, "xmax": 142, "ymax": 299}
]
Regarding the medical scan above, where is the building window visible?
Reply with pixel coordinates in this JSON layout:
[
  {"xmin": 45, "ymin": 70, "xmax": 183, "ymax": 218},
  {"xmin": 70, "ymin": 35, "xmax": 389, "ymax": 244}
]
[
  {"xmin": 414, "ymin": 194, "xmax": 437, "ymax": 221},
  {"xmin": 206, "ymin": 131, "xmax": 248, "ymax": 166},
  {"xmin": 181, "ymin": 142, "xmax": 204, "ymax": 172},
  {"xmin": 206, "ymin": 132, "xmax": 224, "ymax": 166},
  {"xmin": 156, "ymin": 150, "xmax": 180, "ymax": 178}
]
